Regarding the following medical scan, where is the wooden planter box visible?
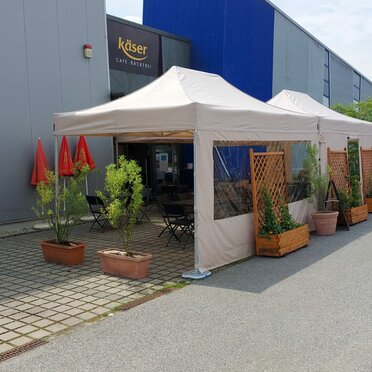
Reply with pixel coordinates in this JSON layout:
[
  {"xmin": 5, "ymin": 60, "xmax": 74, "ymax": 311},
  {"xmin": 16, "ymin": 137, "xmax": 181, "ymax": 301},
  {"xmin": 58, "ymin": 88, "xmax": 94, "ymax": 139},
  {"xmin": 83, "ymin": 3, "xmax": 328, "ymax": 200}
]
[
  {"xmin": 256, "ymin": 224, "xmax": 310, "ymax": 257},
  {"xmin": 338, "ymin": 204, "xmax": 368, "ymax": 225},
  {"xmin": 366, "ymin": 198, "xmax": 372, "ymax": 213}
]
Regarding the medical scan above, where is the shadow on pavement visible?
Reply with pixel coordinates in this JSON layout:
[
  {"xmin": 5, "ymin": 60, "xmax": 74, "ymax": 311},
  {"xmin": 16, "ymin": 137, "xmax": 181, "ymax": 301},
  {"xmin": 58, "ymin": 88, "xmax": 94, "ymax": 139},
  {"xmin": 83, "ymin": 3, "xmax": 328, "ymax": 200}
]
[{"xmin": 196, "ymin": 219, "xmax": 372, "ymax": 294}]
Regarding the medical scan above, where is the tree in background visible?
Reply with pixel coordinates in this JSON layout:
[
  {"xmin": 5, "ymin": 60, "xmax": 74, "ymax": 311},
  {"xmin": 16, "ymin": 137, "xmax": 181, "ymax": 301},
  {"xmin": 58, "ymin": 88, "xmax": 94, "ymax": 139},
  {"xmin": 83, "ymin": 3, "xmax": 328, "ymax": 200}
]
[{"xmin": 332, "ymin": 98, "xmax": 372, "ymax": 122}]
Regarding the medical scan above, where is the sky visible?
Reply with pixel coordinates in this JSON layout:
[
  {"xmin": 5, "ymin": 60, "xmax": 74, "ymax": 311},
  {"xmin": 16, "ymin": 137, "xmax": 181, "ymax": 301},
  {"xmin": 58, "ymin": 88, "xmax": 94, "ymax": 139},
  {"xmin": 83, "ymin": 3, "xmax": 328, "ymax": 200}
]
[{"xmin": 105, "ymin": 0, "xmax": 372, "ymax": 80}]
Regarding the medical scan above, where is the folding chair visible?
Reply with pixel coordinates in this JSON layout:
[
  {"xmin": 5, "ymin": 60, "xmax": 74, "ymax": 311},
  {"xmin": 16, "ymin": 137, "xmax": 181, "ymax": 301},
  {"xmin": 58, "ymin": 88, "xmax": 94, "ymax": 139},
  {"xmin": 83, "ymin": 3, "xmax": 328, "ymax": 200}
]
[
  {"xmin": 85, "ymin": 195, "xmax": 109, "ymax": 232},
  {"xmin": 136, "ymin": 187, "xmax": 152, "ymax": 223},
  {"xmin": 156, "ymin": 195, "xmax": 177, "ymax": 237},
  {"xmin": 162, "ymin": 203, "xmax": 194, "ymax": 248}
]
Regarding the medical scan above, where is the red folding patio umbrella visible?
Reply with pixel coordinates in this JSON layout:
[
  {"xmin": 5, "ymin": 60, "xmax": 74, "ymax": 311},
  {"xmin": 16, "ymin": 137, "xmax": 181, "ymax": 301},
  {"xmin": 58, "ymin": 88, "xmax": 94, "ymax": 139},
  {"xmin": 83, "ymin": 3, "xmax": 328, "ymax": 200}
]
[
  {"xmin": 74, "ymin": 136, "xmax": 95, "ymax": 171},
  {"xmin": 31, "ymin": 138, "xmax": 49, "ymax": 185},
  {"xmin": 74, "ymin": 136, "xmax": 95, "ymax": 194},
  {"xmin": 58, "ymin": 136, "xmax": 74, "ymax": 176},
  {"xmin": 59, "ymin": 136, "xmax": 74, "ymax": 211}
]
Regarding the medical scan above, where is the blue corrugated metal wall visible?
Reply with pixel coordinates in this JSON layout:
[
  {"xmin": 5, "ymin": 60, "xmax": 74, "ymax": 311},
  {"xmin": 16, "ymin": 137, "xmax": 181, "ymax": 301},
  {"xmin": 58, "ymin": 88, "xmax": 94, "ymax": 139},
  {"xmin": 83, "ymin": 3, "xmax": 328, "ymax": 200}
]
[{"xmin": 143, "ymin": 0, "xmax": 275, "ymax": 101}]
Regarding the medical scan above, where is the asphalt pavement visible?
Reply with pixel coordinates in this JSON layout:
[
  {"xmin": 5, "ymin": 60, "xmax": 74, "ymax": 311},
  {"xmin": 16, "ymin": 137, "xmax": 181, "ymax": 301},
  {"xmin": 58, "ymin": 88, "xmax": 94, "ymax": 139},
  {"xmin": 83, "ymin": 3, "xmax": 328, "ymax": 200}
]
[{"xmin": 1, "ymin": 221, "xmax": 371, "ymax": 372}]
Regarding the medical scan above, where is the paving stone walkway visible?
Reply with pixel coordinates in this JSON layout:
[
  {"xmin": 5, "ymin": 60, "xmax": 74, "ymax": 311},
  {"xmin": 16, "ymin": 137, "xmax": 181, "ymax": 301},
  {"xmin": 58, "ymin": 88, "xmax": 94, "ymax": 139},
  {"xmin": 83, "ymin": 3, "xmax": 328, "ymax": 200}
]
[{"xmin": 0, "ymin": 211, "xmax": 194, "ymax": 353}]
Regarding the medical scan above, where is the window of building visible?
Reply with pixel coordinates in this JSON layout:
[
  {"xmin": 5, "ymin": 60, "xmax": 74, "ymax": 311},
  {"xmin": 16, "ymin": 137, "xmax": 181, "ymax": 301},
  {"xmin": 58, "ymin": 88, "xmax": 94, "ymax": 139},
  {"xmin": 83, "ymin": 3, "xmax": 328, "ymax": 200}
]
[
  {"xmin": 323, "ymin": 50, "xmax": 330, "ymax": 107},
  {"xmin": 353, "ymin": 71, "xmax": 361, "ymax": 103}
]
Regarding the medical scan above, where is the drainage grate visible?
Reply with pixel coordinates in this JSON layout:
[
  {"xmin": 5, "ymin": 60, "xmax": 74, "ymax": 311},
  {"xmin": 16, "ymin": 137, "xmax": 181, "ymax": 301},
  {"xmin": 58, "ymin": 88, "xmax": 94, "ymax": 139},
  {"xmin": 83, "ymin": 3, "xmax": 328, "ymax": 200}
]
[{"xmin": 0, "ymin": 339, "xmax": 48, "ymax": 363}]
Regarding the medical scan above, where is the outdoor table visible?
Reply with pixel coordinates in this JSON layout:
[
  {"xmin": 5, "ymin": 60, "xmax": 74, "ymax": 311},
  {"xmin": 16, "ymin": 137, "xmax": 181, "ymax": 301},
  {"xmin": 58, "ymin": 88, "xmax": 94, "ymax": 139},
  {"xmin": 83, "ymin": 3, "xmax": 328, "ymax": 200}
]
[{"xmin": 169, "ymin": 199, "xmax": 194, "ymax": 207}]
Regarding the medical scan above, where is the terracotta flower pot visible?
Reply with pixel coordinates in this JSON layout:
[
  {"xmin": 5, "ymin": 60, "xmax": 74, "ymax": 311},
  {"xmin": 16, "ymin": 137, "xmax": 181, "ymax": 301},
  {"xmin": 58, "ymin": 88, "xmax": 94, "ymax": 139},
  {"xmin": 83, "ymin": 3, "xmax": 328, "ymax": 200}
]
[
  {"xmin": 40, "ymin": 240, "xmax": 85, "ymax": 265},
  {"xmin": 97, "ymin": 250, "xmax": 153, "ymax": 279},
  {"xmin": 311, "ymin": 211, "xmax": 339, "ymax": 236}
]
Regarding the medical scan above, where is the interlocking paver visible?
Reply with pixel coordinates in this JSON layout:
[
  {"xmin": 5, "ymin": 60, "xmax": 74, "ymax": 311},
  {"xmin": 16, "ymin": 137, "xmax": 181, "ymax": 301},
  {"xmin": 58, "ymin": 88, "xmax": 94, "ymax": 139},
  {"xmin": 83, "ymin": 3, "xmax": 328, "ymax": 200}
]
[
  {"xmin": 21, "ymin": 315, "xmax": 42, "ymax": 324},
  {"xmin": 61, "ymin": 317, "xmax": 85, "ymax": 327},
  {"xmin": 48, "ymin": 313, "xmax": 70, "ymax": 322},
  {"xmin": 0, "ymin": 210, "xmax": 194, "ymax": 354},
  {"xmin": 3, "ymin": 320, "xmax": 25, "ymax": 330},
  {"xmin": 15, "ymin": 325, "xmax": 38, "ymax": 334},
  {"xmin": 64, "ymin": 308, "xmax": 84, "ymax": 316},
  {"xmin": 44, "ymin": 323, "xmax": 68, "ymax": 333},
  {"xmin": 0, "ymin": 343, "xmax": 13, "ymax": 353},
  {"xmin": 10, "ymin": 336, "xmax": 33, "ymax": 347},
  {"xmin": 8, "ymin": 312, "xmax": 30, "ymax": 321},
  {"xmin": 33, "ymin": 319, "xmax": 54, "ymax": 328},
  {"xmin": 28, "ymin": 329, "xmax": 51, "ymax": 339},
  {"xmin": 0, "ymin": 331, "xmax": 20, "ymax": 342},
  {"xmin": 76, "ymin": 312, "xmax": 97, "ymax": 321}
]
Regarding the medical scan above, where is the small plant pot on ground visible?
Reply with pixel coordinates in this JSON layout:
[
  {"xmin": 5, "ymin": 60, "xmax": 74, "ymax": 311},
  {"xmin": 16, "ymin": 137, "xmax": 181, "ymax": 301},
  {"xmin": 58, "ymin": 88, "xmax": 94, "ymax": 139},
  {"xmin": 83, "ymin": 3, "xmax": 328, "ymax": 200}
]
[
  {"xmin": 338, "ymin": 204, "xmax": 368, "ymax": 226},
  {"xmin": 256, "ymin": 224, "xmax": 310, "ymax": 257},
  {"xmin": 311, "ymin": 211, "xmax": 339, "ymax": 236},
  {"xmin": 97, "ymin": 250, "xmax": 153, "ymax": 279},
  {"xmin": 40, "ymin": 240, "xmax": 85, "ymax": 265},
  {"xmin": 366, "ymin": 197, "xmax": 372, "ymax": 213}
]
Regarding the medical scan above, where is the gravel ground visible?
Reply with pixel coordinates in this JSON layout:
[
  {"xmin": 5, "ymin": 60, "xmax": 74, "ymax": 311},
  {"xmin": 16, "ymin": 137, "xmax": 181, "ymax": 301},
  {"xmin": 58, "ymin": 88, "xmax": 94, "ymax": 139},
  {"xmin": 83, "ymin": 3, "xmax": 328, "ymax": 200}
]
[{"xmin": 1, "ymin": 221, "xmax": 371, "ymax": 372}]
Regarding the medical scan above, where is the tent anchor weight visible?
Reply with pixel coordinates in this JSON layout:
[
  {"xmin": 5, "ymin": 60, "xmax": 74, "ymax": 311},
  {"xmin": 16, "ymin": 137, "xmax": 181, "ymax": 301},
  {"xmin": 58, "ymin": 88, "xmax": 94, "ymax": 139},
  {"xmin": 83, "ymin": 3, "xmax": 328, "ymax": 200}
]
[{"xmin": 182, "ymin": 269, "xmax": 211, "ymax": 280}]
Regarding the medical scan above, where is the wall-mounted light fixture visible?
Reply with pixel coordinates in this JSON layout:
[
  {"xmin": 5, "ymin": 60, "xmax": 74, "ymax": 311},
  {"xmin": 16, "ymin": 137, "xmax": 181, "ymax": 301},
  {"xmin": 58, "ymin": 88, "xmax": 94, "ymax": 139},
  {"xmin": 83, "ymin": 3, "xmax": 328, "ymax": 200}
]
[{"xmin": 83, "ymin": 44, "xmax": 93, "ymax": 58}]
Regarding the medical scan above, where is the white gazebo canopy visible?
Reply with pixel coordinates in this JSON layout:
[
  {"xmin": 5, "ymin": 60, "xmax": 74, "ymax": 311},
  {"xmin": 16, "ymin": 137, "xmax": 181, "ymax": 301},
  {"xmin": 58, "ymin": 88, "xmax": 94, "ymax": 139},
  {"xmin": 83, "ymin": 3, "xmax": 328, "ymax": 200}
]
[
  {"xmin": 268, "ymin": 89, "xmax": 372, "ymax": 136},
  {"xmin": 54, "ymin": 67, "xmax": 319, "ymax": 272}
]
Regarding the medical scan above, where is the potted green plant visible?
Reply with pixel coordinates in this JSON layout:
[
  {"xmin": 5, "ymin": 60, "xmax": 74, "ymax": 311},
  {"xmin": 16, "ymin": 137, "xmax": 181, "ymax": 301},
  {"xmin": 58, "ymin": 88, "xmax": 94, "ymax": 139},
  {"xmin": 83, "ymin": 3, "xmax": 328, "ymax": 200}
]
[
  {"xmin": 303, "ymin": 144, "xmax": 339, "ymax": 235},
  {"xmin": 256, "ymin": 189, "xmax": 309, "ymax": 256},
  {"xmin": 337, "ymin": 176, "xmax": 368, "ymax": 225},
  {"xmin": 97, "ymin": 155, "xmax": 152, "ymax": 279},
  {"xmin": 34, "ymin": 166, "xmax": 90, "ymax": 265}
]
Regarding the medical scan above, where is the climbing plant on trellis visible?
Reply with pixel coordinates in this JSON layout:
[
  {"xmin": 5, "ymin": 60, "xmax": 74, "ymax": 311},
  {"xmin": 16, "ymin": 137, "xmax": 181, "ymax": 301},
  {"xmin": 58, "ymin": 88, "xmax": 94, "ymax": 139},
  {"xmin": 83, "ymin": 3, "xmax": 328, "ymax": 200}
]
[
  {"xmin": 250, "ymin": 148, "xmax": 310, "ymax": 257},
  {"xmin": 249, "ymin": 149, "xmax": 287, "ymax": 239},
  {"xmin": 327, "ymin": 147, "xmax": 350, "ymax": 194},
  {"xmin": 361, "ymin": 148, "xmax": 372, "ymax": 198}
]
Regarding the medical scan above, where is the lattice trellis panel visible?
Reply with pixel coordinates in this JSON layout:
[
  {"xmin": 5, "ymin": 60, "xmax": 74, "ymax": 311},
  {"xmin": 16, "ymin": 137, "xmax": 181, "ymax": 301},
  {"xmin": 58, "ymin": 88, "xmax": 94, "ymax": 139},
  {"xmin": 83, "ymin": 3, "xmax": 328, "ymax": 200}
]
[
  {"xmin": 361, "ymin": 148, "xmax": 372, "ymax": 198},
  {"xmin": 327, "ymin": 148, "xmax": 350, "ymax": 194},
  {"xmin": 250, "ymin": 150, "xmax": 287, "ymax": 240}
]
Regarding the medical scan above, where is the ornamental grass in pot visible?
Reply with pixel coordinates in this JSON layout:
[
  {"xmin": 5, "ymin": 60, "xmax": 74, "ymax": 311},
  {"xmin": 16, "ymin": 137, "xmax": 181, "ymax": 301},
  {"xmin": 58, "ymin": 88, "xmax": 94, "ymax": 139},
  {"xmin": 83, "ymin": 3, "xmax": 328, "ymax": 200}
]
[
  {"xmin": 303, "ymin": 144, "xmax": 338, "ymax": 235},
  {"xmin": 34, "ymin": 166, "xmax": 90, "ymax": 265},
  {"xmin": 97, "ymin": 156, "xmax": 152, "ymax": 279}
]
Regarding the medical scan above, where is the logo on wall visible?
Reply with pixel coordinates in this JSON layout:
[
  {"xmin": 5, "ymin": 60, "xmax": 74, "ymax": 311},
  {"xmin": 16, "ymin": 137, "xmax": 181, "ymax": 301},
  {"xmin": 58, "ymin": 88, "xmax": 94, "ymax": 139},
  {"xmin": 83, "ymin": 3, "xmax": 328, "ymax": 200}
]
[{"xmin": 107, "ymin": 19, "xmax": 161, "ymax": 77}]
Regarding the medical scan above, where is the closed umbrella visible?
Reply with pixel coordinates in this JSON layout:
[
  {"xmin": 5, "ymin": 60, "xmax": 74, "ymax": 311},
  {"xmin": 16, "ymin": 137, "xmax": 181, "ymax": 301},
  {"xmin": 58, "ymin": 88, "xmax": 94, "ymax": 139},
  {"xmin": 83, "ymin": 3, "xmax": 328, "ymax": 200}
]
[
  {"xmin": 31, "ymin": 138, "xmax": 50, "ymax": 230},
  {"xmin": 58, "ymin": 136, "xmax": 74, "ymax": 176},
  {"xmin": 31, "ymin": 138, "xmax": 49, "ymax": 185},
  {"xmin": 59, "ymin": 136, "xmax": 74, "ymax": 211},
  {"xmin": 74, "ymin": 136, "xmax": 95, "ymax": 194}
]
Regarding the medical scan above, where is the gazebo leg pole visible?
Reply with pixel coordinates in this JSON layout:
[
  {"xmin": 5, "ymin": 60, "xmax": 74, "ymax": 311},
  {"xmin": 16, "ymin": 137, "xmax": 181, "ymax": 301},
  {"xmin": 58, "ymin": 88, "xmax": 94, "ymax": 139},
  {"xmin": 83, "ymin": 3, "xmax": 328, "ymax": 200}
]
[
  {"xmin": 54, "ymin": 135, "xmax": 59, "ymax": 200},
  {"xmin": 182, "ymin": 130, "xmax": 211, "ymax": 280}
]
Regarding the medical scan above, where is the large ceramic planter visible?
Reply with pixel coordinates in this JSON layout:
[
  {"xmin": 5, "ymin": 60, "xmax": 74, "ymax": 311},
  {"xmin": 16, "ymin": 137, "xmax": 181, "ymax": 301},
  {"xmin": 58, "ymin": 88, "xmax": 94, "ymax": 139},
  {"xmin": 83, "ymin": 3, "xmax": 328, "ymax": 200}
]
[
  {"xmin": 97, "ymin": 250, "xmax": 153, "ymax": 279},
  {"xmin": 366, "ymin": 197, "xmax": 372, "ymax": 213},
  {"xmin": 256, "ymin": 224, "xmax": 310, "ymax": 257},
  {"xmin": 40, "ymin": 240, "xmax": 85, "ymax": 266},
  {"xmin": 338, "ymin": 204, "xmax": 368, "ymax": 226},
  {"xmin": 311, "ymin": 211, "xmax": 339, "ymax": 236}
]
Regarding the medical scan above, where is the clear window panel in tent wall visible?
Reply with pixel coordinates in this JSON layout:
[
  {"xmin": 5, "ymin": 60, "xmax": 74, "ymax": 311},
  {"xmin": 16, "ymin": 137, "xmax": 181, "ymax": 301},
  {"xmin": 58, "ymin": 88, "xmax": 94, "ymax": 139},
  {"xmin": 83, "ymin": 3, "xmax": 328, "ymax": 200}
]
[{"xmin": 213, "ymin": 141, "xmax": 310, "ymax": 220}]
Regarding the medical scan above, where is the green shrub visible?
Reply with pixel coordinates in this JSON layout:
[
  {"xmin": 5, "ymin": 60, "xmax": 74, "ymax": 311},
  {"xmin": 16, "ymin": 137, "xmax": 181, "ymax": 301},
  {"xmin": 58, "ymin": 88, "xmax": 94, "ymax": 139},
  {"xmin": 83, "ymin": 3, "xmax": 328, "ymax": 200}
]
[
  {"xmin": 34, "ymin": 166, "xmax": 90, "ymax": 244},
  {"xmin": 303, "ymin": 144, "xmax": 329, "ymax": 212},
  {"xmin": 98, "ymin": 156, "xmax": 143, "ymax": 255}
]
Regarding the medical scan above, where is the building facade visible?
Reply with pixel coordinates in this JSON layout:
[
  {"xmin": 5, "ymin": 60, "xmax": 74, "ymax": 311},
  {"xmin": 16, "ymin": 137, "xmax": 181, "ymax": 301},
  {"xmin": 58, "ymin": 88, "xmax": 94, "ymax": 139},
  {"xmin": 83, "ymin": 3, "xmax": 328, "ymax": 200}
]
[
  {"xmin": 106, "ymin": 16, "xmax": 192, "ymax": 193},
  {"xmin": 0, "ymin": 0, "xmax": 112, "ymax": 223},
  {"xmin": 143, "ymin": 0, "xmax": 372, "ymax": 105}
]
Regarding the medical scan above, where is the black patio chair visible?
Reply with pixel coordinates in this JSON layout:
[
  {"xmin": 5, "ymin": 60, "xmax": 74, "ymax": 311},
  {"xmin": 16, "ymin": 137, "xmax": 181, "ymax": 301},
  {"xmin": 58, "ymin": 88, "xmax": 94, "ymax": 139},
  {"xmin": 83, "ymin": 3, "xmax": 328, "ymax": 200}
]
[
  {"xmin": 85, "ymin": 195, "xmax": 109, "ymax": 232},
  {"xmin": 162, "ymin": 203, "xmax": 194, "ymax": 248},
  {"xmin": 136, "ymin": 187, "xmax": 152, "ymax": 223},
  {"xmin": 155, "ymin": 195, "xmax": 176, "ymax": 238}
]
